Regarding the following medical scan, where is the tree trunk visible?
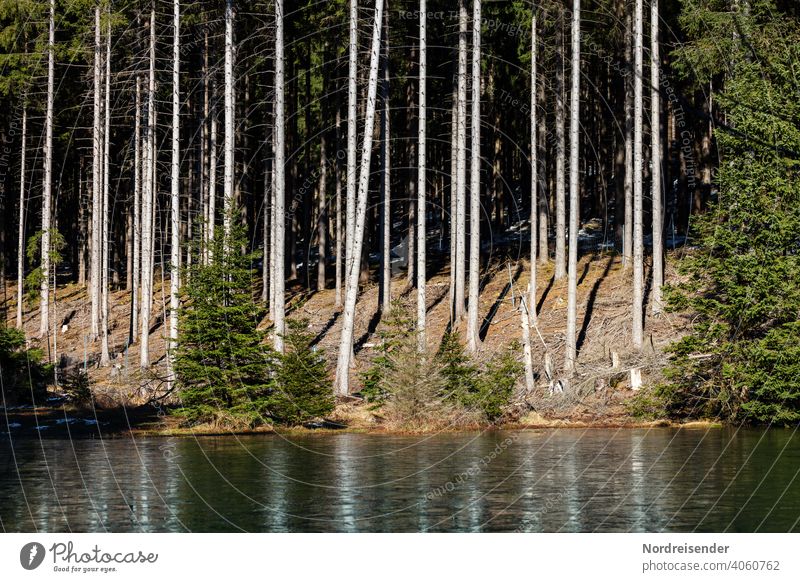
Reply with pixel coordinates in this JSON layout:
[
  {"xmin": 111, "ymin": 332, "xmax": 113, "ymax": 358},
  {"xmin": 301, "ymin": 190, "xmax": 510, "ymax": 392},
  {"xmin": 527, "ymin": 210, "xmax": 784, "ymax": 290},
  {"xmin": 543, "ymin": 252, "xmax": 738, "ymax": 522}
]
[
  {"xmin": 416, "ymin": 0, "xmax": 427, "ymax": 351},
  {"xmin": 169, "ymin": 0, "xmax": 181, "ymax": 373},
  {"xmin": 335, "ymin": 0, "xmax": 385, "ymax": 396},
  {"xmin": 565, "ymin": 0, "xmax": 580, "ymax": 374},
  {"xmin": 632, "ymin": 0, "xmax": 645, "ymax": 349},
  {"xmin": 650, "ymin": 0, "xmax": 663, "ymax": 313},
  {"xmin": 334, "ymin": 107, "xmax": 343, "ymax": 308},
  {"xmin": 454, "ymin": 0, "xmax": 468, "ymax": 320},
  {"xmin": 273, "ymin": 0, "xmax": 286, "ymax": 352},
  {"xmin": 345, "ymin": 0, "xmax": 358, "ymax": 286},
  {"xmin": 623, "ymin": 6, "xmax": 633, "ymax": 267},
  {"xmin": 554, "ymin": 11, "xmax": 566, "ymax": 281},
  {"xmin": 131, "ymin": 75, "xmax": 141, "ymax": 344},
  {"xmin": 466, "ymin": 0, "xmax": 482, "ymax": 352},
  {"xmin": 40, "ymin": 0, "xmax": 55, "ymax": 341},
  {"xmin": 223, "ymin": 0, "xmax": 235, "ymax": 238},
  {"xmin": 100, "ymin": 13, "xmax": 111, "ymax": 365},
  {"xmin": 140, "ymin": 7, "xmax": 157, "ymax": 368},
  {"xmin": 16, "ymin": 103, "xmax": 27, "ymax": 329},
  {"xmin": 91, "ymin": 6, "xmax": 102, "ymax": 341},
  {"xmin": 528, "ymin": 10, "xmax": 538, "ymax": 325},
  {"xmin": 380, "ymin": 10, "xmax": 391, "ymax": 311}
]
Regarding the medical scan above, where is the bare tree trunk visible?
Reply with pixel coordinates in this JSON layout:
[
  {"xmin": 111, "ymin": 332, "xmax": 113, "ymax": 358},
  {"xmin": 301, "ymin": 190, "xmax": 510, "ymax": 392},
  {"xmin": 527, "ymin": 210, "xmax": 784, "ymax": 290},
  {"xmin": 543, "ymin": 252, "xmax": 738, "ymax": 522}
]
[
  {"xmin": 335, "ymin": 0, "xmax": 385, "ymax": 396},
  {"xmin": 528, "ymin": 8, "xmax": 538, "ymax": 335},
  {"xmin": 380, "ymin": 10, "xmax": 391, "ymax": 311},
  {"xmin": 632, "ymin": 0, "xmax": 644, "ymax": 349},
  {"xmin": 40, "ymin": 0, "xmax": 55, "ymax": 341},
  {"xmin": 223, "ymin": 0, "xmax": 235, "ymax": 238},
  {"xmin": 416, "ymin": 0, "xmax": 427, "ymax": 351},
  {"xmin": 273, "ymin": 0, "xmax": 286, "ymax": 352},
  {"xmin": 554, "ymin": 11, "xmax": 566, "ymax": 281},
  {"xmin": 565, "ymin": 0, "xmax": 580, "ymax": 374},
  {"xmin": 650, "ymin": 0, "xmax": 663, "ymax": 313},
  {"xmin": 537, "ymin": 65, "xmax": 548, "ymax": 265},
  {"xmin": 261, "ymin": 145, "xmax": 273, "ymax": 309},
  {"xmin": 140, "ymin": 7, "xmax": 157, "ymax": 368},
  {"xmin": 345, "ymin": 0, "xmax": 358, "ymax": 285},
  {"xmin": 334, "ymin": 107, "xmax": 343, "ymax": 308},
  {"xmin": 131, "ymin": 76, "xmax": 141, "ymax": 344},
  {"xmin": 91, "ymin": 6, "xmax": 102, "ymax": 341},
  {"xmin": 169, "ymin": 0, "xmax": 181, "ymax": 374},
  {"xmin": 100, "ymin": 13, "xmax": 111, "ymax": 365},
  {"xmin": 16, "ymin": 103, "xmax": 27, "ymax": 329},
  {"xmin": 466, "ymin": 0, "xmax": 482, "ymax": 352},
  {"xmin": 623, "ymin": 6, "xmax": 633, "ymax": 267},
  {"xmin": 318, "ymin": 130, "xmax": 328, "ymax": 291},
  {"xmin": 207, "ymin": 81, "xmax": 217, "ymax": 263},
  {"xmin": 454, "ymin": 0, "xmax": 468, "ymax": 320}
]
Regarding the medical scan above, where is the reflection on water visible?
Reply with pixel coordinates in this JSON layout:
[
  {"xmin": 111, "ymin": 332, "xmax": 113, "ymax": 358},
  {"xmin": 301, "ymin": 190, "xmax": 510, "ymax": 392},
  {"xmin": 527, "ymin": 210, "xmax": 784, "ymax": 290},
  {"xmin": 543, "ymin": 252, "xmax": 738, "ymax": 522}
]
[{"xmin": 1, "ymin": 428, "xmax": 798, "ymax": 532}]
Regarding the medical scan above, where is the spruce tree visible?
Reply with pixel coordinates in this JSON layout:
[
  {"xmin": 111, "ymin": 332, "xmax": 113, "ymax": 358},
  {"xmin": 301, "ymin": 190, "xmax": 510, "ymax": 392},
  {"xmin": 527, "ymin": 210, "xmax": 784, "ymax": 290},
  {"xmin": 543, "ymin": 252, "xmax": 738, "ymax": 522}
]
[{"xmin": 175, "ymin": 218, "xmax": 275, "ymax": 428}]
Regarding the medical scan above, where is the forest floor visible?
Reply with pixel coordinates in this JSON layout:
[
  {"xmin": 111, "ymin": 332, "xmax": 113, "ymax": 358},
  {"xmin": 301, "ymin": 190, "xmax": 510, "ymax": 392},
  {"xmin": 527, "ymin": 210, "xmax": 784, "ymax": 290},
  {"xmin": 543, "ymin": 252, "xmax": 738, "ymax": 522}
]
[{"xmin": 1, "ymin": 245, "xmax": 699, "ymax": 438}]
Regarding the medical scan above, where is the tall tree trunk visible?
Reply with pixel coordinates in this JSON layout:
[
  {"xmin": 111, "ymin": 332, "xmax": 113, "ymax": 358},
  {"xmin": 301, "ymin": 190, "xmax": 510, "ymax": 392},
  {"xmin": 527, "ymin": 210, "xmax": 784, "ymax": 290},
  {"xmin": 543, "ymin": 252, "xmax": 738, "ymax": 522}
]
[
  {"xmin": 537, "ymin": 67, "xmax": 548, "ymax": 265},
  {"xmin": 554, "ymin": 11, "xmax": 566, "ymax": 281},
  {"xmin": 454, "ymin": 0, "xmax": 468, "ymax": 320},
  {"xmin": 528, "ymin": 9, "xmax": 538, "ymax": 325},
  {"xmin": 623, "ymin": 6, "xmax": 634, "ymax": 267},
  {"xmin": 131, "ymin": 75, "xmax": 141, "ymax": 344},
  {"xmin": 416, "ymin": 0, "xmax": 427, "ymax": 351},
  {"xmin": 273, "ymin": 0, "xmax": 286, "ymax": 352},
  {"xmin": 40, "ymin": 0, "xmax": 55, "ymax": 341},
  {"xmin": 318, "ymin": 130, "xmax": 328, "ymax": 291},
  {"xmin": 565, "ymin": 0, "xmax": 580, "ymax": 374},
  {"xmin": 345, "ymin": 0, "xmax": 358, "ymax": 287},
  {"xmin": 140, "ymin": 6, "xmax": 157, "ymax": 368},
  {"xmin": 466, "ymin": 0, "xmax": 482, "ymax": 352},
  {"xmin": 91, "ymin": 6, "xmax": 102, "ymax": 341},
  {"xmin": 650, "ymin": 0, "xmax": 663, "ymax": 313},
  {"xmin": 380, "ymin": 9, "xmax": 391, "ymax": 311},
  {"xmin": 335, "ymin": 0, "xmax": 385, "ymax": 396},
  {"xmin": 632, "ymin": 0, "xmax": 645, "ymax": 349},
  {"xmin": 334, "ymin": 107, "xmax": 343, "ymax": 308},
  {"xmin": 208, "ymin": 81, "xmax": 218, "ymax": 262},
  {"xmin": 169, "ymin": 0, "xmax": 181, "ymax": 372},
  {"xmin": 100, "ymin": 13, "xmax": 111, "ymax": 365},
  {"xmin": 223, "ymin": 0, "xmax": 235, "ymax": 238},
  {"xmin": 16, "ymin": 103, "xmax": 27, "ymax": 329}
]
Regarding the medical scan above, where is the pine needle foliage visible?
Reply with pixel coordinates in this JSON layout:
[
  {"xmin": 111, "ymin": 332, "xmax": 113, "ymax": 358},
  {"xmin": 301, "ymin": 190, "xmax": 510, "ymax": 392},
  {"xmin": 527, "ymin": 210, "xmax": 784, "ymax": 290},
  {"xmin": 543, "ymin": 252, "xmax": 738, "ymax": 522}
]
[
  {"xmin": 174, "ymin": 220, "xmax": 275, "ymax": 428},
  {"xmin": 659, "ymin": 2, "xmax": 800, "ymax": 424}
]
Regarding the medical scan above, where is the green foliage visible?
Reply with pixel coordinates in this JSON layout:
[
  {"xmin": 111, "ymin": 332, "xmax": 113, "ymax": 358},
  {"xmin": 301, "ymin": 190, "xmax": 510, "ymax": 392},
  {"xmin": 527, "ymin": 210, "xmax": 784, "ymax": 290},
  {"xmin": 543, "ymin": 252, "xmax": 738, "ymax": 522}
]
[
  {"xmin": 663, "ymin": 3, "xmax": 800, "ymax": 425},
  {"xmin": 359, "ymin": 300, "xmax": 416, "ymax": 403},
  {"xmin": 24, "ymin": 229, "xmax": 66, "ymax": 306},
  {"xmin": 269, "ymin": 319, "xmax": 335, "ymax": 425},
  {"xmin": 380, "ymin": 345, "xmax": 455, "ymax": 431},
  {"xmin": 61, "ymin": 367, "xmax": 92, "ymax": 404},
  {"xmin": 361, "ymin": 307, "xmax": 523, "ymax": 427},
  {"xmin": 436, "ymin": 332, "xmax": 522, "ymax": 423},
  {"xmin": 174, "ymin": 219, "xmax": 275, "ymax": 429},
  {"xmin": 0, "ymin": 326, "xmax": 52, "ymax": 405}
]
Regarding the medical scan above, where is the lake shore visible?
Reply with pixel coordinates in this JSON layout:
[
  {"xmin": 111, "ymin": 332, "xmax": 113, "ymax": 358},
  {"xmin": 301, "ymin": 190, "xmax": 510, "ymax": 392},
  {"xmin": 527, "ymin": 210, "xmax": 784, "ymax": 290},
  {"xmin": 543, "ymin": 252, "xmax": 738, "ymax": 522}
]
[{"xmin": 0, "ymin": 401, "xmax": 723, "ymax": 439}]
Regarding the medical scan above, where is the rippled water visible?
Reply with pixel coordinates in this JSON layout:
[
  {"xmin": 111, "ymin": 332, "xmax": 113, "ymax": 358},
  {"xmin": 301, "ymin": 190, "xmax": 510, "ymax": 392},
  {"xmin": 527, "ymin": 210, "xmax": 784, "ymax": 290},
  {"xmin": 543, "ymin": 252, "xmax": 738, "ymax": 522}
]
[{"xmin": 1, "ymin": 428, "xmax": 799, "ymax": 532}]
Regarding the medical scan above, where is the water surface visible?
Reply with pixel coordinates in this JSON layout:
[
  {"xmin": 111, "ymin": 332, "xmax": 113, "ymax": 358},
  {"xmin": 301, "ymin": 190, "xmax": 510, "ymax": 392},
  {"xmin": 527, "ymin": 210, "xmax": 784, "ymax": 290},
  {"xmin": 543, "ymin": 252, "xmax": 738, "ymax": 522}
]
[{"xmin": 1, "ymin": 428, "xmax": 798, "ymax": 532}]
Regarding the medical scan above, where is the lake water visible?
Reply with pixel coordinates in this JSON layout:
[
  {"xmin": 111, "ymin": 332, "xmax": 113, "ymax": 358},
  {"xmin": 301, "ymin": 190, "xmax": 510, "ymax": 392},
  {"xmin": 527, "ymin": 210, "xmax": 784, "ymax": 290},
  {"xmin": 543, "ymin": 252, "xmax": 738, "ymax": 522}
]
[{"xmin": 1, "ymin": 428, "xmax": 798, "ymax": 532}]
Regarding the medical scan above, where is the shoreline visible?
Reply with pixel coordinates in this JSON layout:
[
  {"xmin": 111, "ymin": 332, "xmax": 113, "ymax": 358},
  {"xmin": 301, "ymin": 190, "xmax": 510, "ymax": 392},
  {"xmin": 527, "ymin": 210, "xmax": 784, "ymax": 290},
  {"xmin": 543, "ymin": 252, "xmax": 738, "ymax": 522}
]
[{"xmin": 1, "ymin": 403, "xmax": 724, "ymax": 439}]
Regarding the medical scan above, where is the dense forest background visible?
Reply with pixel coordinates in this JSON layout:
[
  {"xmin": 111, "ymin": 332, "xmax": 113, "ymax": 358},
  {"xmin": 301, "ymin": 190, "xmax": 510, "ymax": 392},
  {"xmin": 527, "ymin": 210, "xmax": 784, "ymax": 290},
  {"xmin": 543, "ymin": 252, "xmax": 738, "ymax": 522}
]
[{"xmin": 1, "ymin": 0, "xmax": 798, "ymax": 427}]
